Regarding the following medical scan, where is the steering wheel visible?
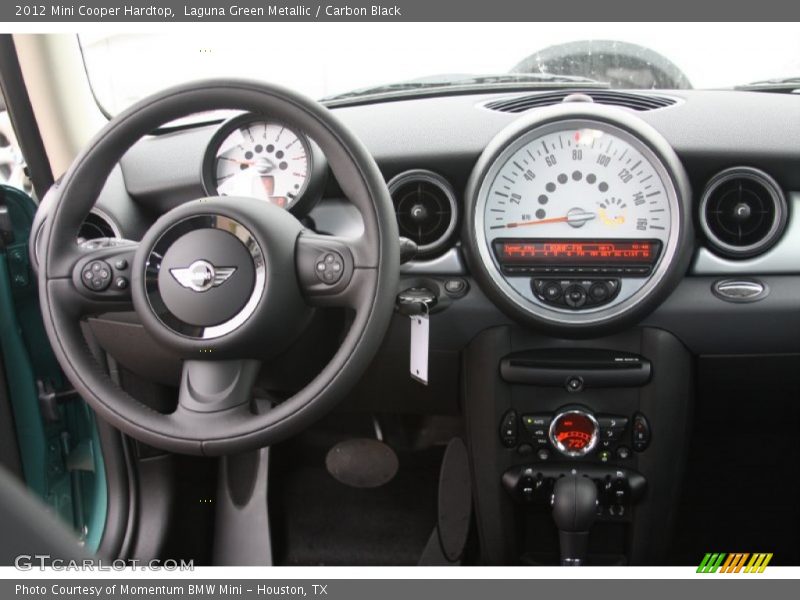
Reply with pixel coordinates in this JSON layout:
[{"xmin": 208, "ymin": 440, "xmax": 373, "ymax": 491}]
[{"xmin": 38, "ymin": 80, "xmax": 399, "ymax": 455}]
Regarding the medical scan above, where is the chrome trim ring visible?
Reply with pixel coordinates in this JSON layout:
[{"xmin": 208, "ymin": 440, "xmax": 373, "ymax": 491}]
[
  {"xmin": 144, "ymin": 215, "xmax": 265, "ymax": 340},
  {"xmin": 473, "ymin": 118, "xmax": 682, "ymax": 326},
  {"xmin": 548, "ymin": 409, "xmax": 600, "ymax": 458}
]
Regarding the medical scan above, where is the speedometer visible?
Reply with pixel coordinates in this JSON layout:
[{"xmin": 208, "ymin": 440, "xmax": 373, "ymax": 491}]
[
  {"xmin": 466, "ymin": 104, "xmax": 692, "ymax": 333},
  {"xmin": 484, "ymin": 126, "xmax": 671, "ymax": 240}
]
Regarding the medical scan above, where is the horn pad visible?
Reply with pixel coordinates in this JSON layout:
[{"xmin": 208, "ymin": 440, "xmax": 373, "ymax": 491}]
[{"xmin": 145, "ymin": 216, "xmax": 261, "ymax": 337}]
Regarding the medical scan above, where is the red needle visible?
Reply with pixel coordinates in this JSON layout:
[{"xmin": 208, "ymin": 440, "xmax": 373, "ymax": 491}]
[
  {"xmin": 505, "ymin": 215, "xmax": 571, "ymax": 228},
  {"xmin": 503, "ymin": 211, "xmax": 596, "ymax": 229},
  {"xmin": 220, "ymin": 157, "xmax": 255, "ymax": 166}
]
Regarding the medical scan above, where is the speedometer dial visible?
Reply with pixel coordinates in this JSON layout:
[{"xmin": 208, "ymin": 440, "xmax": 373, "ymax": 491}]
[
  {"xmin": 483, "ymin": 125, "xmax": 671, "ymax": 253},
  {"xmin": 467, "ymin": 108, "xmax": 691, "ymax": 333},
  {"xmin": 202, "ymin": 115, "xmax": 315, "ymax": 211}
]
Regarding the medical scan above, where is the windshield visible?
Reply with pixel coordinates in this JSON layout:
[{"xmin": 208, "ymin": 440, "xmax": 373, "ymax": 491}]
[{"xmin": 79, "ymin": 23, "xmax": 800, "ymax": 115}]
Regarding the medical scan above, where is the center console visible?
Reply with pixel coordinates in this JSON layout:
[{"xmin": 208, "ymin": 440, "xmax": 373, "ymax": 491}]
[{"xmin": 463, "ymin": 326, "xmax": 692, "ymax": 565}]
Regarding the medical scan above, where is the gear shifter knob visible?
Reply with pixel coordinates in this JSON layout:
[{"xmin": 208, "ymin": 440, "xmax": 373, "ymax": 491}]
[{"xmin": 551, "ymin": 473, "xmax": 598, "ymax": 565}]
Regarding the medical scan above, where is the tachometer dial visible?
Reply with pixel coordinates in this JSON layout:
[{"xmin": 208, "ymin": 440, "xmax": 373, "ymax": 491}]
[{"xmin": 203, "ymin": 116, "xmax": 313, "ymax": 210}]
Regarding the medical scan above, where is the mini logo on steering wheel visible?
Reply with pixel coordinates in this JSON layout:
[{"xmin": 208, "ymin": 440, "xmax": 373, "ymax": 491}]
[{"xmin": 170, "ymin": 260, "xmax": 237, "ymax": 293}]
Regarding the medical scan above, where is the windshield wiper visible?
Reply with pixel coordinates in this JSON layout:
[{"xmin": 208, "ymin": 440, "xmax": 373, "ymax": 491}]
[
  {"xmin": 735, "ymin": 76, "xmax": 800, "ymax": 92},
  {"xmin": 321, "ymin": 73, "xmax": 609, "ymax": 104}
]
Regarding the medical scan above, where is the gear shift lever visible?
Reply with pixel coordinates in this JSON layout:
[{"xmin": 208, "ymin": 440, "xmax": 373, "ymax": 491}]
[{"xmin": 551, "ymin": 473, "xmax": 598, "ymax": 566}]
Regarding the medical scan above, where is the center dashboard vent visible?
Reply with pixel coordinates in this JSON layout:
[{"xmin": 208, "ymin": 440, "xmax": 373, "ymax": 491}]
[
  {"xmin": 699, "ymin": 167, "xmax": 788, "ymax": 259},
  {"xmin": 388, "ymin": 170, "xmax": 458, "ymax": 257},
  {"xmin": 484, "ymin": 90, "xmax": 677, "ymax": 113}
]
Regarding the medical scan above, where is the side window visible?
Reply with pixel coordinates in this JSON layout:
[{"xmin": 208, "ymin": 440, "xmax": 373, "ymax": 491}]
[{"xmin": 0, "ymin": 91, "xmax": 32, "ymax": 194}]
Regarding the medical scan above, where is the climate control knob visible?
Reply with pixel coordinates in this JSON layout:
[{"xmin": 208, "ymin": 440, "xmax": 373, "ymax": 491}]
[{"xmin": 549, "ymin": 409, "xmax": 599, "ymax": 457}]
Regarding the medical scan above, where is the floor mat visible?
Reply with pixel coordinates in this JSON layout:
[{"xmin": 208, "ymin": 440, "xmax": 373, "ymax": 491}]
[
  {"xmin": 669, "ymin": 356, "xmax": 800, "ymax": 566},
  {"xmin": 270, "ymin": 414, "xmax": 444, "ymax": 566}
]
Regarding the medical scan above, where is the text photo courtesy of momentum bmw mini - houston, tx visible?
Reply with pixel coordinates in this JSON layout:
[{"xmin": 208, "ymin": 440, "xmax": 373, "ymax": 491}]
[{"xmin": 0, "ymin": 3, "xmax": 799, "ymax": 598}]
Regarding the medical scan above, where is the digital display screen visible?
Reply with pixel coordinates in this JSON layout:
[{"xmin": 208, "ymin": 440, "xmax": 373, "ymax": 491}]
[
  {"xmin": 495, "ymin": 239, "xmax": 661, "ymax": 265},
  {"xmin": 550, "ymin": 412, "xmax": 598, "ymax": 455}
]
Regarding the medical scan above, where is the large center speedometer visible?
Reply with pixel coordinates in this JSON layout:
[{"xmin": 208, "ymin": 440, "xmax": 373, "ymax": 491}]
[
  {"xmin": 483, "ymin": 126, "xmax": 670, "ymax": 240},
  {"xmin": 465, "ymin": 104, "xmax": 692, "ymax": 334}
]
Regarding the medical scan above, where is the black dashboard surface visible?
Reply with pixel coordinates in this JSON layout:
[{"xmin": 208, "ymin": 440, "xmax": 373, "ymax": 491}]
[{"xmin": 83, "ymin": 88, "xmax": 800, "ymax": 356}]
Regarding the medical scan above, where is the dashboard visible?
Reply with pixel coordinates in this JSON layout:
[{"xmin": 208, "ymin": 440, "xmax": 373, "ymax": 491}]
[{"xmin": 32, "ymin": 87, "xmax": 800, "ymax": 357}]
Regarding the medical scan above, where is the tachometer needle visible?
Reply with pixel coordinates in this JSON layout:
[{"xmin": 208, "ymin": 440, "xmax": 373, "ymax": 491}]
[
  {"xmin": 220, "ymin": 157, "xmax": 255, "ymax": 166},
  {"xmin": 504, "ymin": 210, "xmax": 597, "ymax": 229}
]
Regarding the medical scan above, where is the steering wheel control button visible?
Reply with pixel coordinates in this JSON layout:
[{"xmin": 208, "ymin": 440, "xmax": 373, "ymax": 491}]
[
  {"xmin": 114, "ymin": 258, "xmax": 128, "ymax": 270},
  {"xmin": 82, "ymin": 260, "xmax": 112, "ymax": 291},
  {"xmin": 315, "ymin": 251, "xmax": 344, "ymax": 284},
  {"xmin": 114, "ymin": 277, "xmax": 129, "ymax": 290}
]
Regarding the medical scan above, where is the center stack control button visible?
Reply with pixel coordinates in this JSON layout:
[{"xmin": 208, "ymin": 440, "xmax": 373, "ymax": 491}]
[
  {"xmin": 632, "ymin": 413, "xmax": 651, "ymax": 452},
  {"xmin": 522, "ymin": 413, "xmax": 552, "ymax": 446},
  {"xmin": 500, "ymin": 409, "xmax": 519, "ymax": 448},
  {"xmin": 589, "ymin": 281, "xmax": 610, "ymax": 302},
  {"xmin": 564, "ymin": 285, "xmax": 587, "ymax": 308}
]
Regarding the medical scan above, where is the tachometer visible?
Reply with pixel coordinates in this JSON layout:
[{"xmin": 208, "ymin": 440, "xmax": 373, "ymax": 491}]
[
  {"xmin": 202, "ymin": 114, "xmax": 320, "ymax": 211},
  {"xmin": 465, "ymin": 105, "xmax": 692, "ymax": 333}
]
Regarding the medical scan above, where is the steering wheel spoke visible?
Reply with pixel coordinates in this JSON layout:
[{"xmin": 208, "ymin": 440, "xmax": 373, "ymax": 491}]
[
  {"xmin": 55, "ymin": 240, "xmax": 138, "ymax": 317},
  {"xmin": 175, "ymin": 359, "xmax": 262, "ymax": 414}
]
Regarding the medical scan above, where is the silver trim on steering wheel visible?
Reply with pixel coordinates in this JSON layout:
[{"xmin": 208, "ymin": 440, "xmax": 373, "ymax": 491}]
[{"xmin": 144, "ymin": 215, "xmax": 266, "ymax": 340}]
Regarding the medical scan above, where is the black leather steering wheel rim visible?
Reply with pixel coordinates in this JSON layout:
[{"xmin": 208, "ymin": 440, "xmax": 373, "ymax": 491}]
[{"xmin": 38, "ymin": 79, "xmax": 399, "ymax": 455}]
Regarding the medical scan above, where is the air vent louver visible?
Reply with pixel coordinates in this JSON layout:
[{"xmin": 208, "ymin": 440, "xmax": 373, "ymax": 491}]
[
  {"xmin": 388, "ymin": 170, "xmax": 458, "ymax": 257},
  {"xmin": 699, "ymin": 167, "xmax": 787, "ymax": 259},
  {"xmin": 485, "ymin": 90, "xmax": 676, "ymax": 113}
]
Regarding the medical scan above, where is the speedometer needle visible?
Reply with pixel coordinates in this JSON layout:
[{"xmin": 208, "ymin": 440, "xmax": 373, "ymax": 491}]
[{"xmin": 504, "ymin": 210, "xmax": 597, "ymax": 229}]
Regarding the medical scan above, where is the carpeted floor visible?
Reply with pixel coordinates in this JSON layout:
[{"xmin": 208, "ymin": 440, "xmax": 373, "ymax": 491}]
[{"xmin": 269, "ymin": 414, "xmax": 444, "ymax": 566}]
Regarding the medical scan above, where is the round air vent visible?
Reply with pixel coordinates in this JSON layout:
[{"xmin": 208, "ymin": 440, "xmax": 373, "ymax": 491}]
[
  {"xmin": 699, "ymin": 167, "xmax": 787, "ymax": 258},
  {"xmin": 388, "ymin": 170, "xmax": 458, "ymax": 257}
]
